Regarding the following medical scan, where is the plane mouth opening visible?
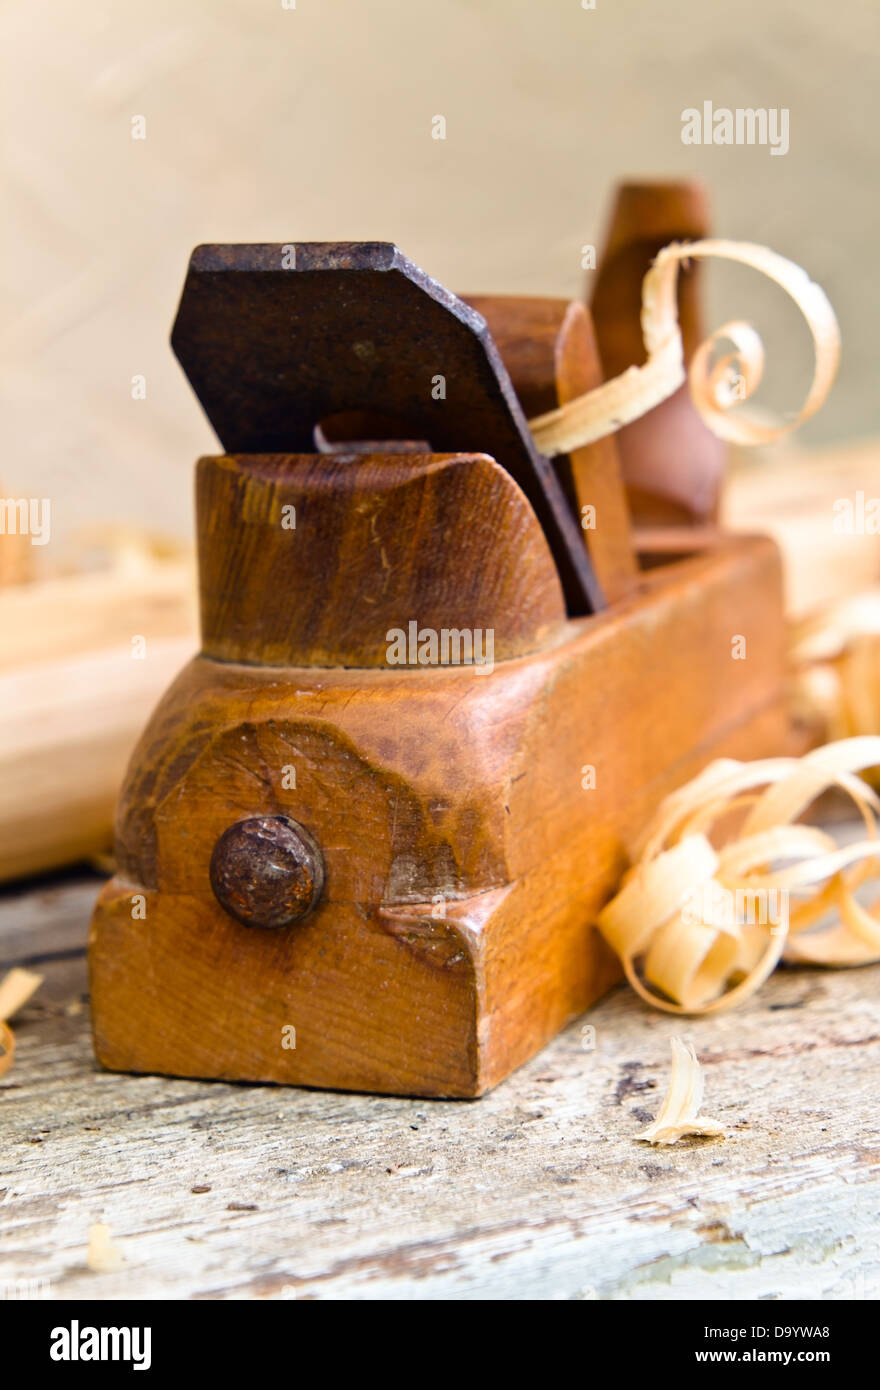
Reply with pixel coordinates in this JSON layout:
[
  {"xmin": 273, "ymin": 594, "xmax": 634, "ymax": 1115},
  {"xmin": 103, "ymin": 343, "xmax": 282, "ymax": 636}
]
[{"xmin": 313, "ymin": 411, "xmax": 432, "ymax": 456}]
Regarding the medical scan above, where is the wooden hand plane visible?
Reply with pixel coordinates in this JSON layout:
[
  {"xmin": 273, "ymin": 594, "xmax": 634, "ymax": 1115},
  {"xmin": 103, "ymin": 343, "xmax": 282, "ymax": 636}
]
[{"xmin": 89, "ymin": 237, "xmax": 789, "ymax": 1096}]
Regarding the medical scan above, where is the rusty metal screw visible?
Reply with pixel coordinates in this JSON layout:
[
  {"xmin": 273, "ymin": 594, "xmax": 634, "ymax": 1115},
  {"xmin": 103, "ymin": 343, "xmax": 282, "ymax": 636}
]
[{"xmin": 209, "ymin": 816, "xmax": 324, "ymax": 928}]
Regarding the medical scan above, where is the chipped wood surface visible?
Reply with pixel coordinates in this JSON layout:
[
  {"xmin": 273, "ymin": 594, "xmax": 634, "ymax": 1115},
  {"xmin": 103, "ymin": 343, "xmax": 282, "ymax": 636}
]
[{"xmin": 1, "ymin": 872, "xmax": 878, "ymax": 1301}]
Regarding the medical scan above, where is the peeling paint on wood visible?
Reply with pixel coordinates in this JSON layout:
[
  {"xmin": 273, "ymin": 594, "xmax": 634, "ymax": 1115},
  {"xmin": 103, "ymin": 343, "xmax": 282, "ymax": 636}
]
[{"xmin": 1, "ymin": 873, "xmax": 878, "ymax": 1300}]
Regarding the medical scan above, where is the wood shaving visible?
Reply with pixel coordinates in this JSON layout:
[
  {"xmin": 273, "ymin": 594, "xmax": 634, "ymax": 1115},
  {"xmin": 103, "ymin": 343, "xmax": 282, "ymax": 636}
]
[
  {"xmin": 0, "ymin": 1023, "xmax": 14, "ymax": 1078},
  {"xmin": 637, "ymin": 1038, "xmax": 724, "ymax": 1145},
  {"xmin": 87, "ymin": 1222, "xmax": 125, "ymax": 1272},
  {"xmin": 0, "ymin": 967, "xmax": 43, "ymax": 1077},
  {"xmin": 790, "ymin": 589, "xmax": 880, "ymax": 745},
  {"xmin": 528, "ymin": 239, "xmax": 839, "ymax": 457},
  {"xmin": 597, "ymin": 737, "xmax": 880, "ymax": 1013}
]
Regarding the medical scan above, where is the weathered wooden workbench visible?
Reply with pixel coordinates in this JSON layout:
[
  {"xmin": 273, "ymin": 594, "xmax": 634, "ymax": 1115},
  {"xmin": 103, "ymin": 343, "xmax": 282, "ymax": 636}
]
[{"xmin": 1, "ymin": 871, "xmax": 878, "ymax": 1300}]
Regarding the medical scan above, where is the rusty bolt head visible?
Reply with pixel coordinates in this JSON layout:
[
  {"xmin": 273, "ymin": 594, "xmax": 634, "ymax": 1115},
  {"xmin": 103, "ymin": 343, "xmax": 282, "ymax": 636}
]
[{"xmin": 209, "ymin": 816, "xmax": 324, "ymax": 928}]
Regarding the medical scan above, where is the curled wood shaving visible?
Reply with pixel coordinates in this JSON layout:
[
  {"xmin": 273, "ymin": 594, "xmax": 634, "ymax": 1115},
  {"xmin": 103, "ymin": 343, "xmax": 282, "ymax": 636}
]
[
  {"xmin": 0, "ymin": 1023, "xmax": 13, "ymax": 1077},
  {"xmin": 597, "ymin": 737, "xmax": 880, "ymax": 1013},
  {"xmin": 528, "ymin": 240, "xmax": 839, "ymax": 457},
  {"xmin": 87, "ymin": 1222, "xmax": 125, "ymax": 1272},
  {"xmin": 0, "ymin": 967, "xmax": 43, "ymax": 1077},
  {"xmin": 790, "ymin": 590, "xmax": 880, "ymax": 745},
  {"xmin": 791, "ymin": 591, "xmax": 880, "ymax": 667},
  {"xmin": 637, "ymin": 1038, "xmax": 724, "ymax": 1145}
]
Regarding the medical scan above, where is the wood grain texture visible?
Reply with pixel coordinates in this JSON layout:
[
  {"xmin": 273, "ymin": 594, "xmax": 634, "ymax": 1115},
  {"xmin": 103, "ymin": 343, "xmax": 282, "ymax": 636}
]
[
  {"xmin": 197, "ymin": 451, "xmax": 566, "ymax": 667},
  {"xmin": 590, "ymin": 180, "xmax": 727, "ymax": 526},
  {"xmin": 90, "ymin": 532, "xmax": 791, "ymax": 1096},
  {"xmin": 5, "ymin": 873, "xmax": 880, "ymax": 1301},
  {"xmin": 173, "ymin": 244, "xmax": 603, "ymax": 617},
  {"xmin": 466, "ymin": 295, "xmax": 638, "ymax": 602},
  {"xmin": 0, "ymin": 558, "xmax": 198, "ymax": 882},
  {"xmin": 0, "ymin": 638, "xmax": 196, "ymax": 882}
]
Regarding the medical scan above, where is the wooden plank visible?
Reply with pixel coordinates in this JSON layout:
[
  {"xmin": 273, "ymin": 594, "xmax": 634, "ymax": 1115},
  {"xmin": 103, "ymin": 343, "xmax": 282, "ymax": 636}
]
[
  {"xmin": 0, "ymin": 550, "xmax": 198, "ymax": 883},
  {"xmin": 1, "ymin": 872, "xmax": 878, "ymax": 1300},
  {"xmin": 0, "ymin": 874, "xmax": 98, "ymax": 965},
  {"xmin": 724, "ymin": 439, "xmax": 880, "ymax": 618},
  {"xmin": 0, "ymin": 638, "xmax": 197, "ymax": 881}
]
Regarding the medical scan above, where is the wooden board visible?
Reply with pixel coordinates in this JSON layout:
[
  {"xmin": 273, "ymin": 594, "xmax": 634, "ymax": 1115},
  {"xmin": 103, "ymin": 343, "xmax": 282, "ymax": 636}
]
[
  {"xmin": 3, "ymin": 872, "xmax": 879, "ymax": 1300},
  {"xmin": 725, "ymin": 439, "xmax": 880, "ymax": 618},
  {"xmin": 0, "ymin": 556, "xmax": 198, "ymax": 882}
]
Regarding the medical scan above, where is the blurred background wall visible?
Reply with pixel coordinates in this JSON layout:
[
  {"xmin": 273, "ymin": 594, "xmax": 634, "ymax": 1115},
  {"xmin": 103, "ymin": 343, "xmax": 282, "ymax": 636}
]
[{"xmin": 4, "ymin": 0, "xmax": 878, "ymax": 540}]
